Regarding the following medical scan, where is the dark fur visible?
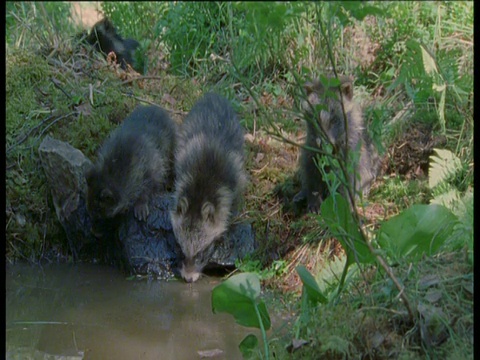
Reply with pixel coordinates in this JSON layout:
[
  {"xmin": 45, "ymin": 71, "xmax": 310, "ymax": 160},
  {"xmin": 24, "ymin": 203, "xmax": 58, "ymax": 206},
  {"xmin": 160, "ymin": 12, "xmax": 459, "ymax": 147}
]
[
  {"xmin": 85, "ymin": 18, "xmax": 140, "ymax": 71},
  {"xmin": 294, "ymin": 76, "xmax": 380, "ymax": 212},
  {"xmin": 171, "ymin": 93, "xmax": 246, "ymax": 282},
  {"xmin": 86, "ymin": 105, "xmax": 176, "ymax": 230}
]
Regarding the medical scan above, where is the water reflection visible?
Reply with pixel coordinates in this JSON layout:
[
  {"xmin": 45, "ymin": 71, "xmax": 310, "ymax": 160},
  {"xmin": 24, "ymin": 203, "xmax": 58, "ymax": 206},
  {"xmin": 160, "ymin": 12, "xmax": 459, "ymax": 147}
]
[{"xmin": 6, "ymin": 263, "xmax": 256, "ymax": 359}]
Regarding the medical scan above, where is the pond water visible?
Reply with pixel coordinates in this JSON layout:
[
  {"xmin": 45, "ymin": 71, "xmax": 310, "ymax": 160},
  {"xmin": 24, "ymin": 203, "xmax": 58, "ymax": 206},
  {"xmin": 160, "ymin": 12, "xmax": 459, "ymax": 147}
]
[{"xmin": 6, "ymin": 263, "xmax": 262, "ymax": 360}]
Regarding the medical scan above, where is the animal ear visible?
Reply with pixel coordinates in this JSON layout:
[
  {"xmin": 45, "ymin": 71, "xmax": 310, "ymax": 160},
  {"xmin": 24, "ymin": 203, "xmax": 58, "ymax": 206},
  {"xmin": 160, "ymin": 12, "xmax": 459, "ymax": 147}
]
[
  {"xmin": 201, "ymin": 202, "xmax": 216, "ymax": 222},
  {"xmin": 340, "ymin": 82, "xmax": 353, "ymax": 100},
  {"xmin": 177, "ymin": 197, "xmax": 188, "ymax": 215}
]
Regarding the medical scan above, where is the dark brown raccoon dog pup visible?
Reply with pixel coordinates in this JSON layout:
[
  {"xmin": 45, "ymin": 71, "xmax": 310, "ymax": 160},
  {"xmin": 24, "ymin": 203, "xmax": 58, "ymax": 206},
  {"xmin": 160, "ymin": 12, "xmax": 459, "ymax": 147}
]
[
  {"xmin": 85, "ymin": 17, "xmax": 140, "ymax": 72},
  {"xmin": 171, "ymin": 93, "xmax": 247, "ymax": 283},
  {"xmin": 294, "ymin": 75, "xmax": 380, "ymax": 213},
  {"xmin": 86, "ymin": 105, "xmax": 176, "ymax": 229}
]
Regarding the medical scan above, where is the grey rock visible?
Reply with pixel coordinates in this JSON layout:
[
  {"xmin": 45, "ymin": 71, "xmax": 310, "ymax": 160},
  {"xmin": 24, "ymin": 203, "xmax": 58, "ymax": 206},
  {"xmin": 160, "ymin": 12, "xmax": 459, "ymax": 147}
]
[
  {"xmin": 210, "ymin": 221, "xmax": 256, "ymax": 267},
  {"xmin": 38, "ymin": 136, "xmax": 96, "ymax": 259},
  {"xmin": 118, "ymin": 194, "xmax": 180, "ymax": 279}
]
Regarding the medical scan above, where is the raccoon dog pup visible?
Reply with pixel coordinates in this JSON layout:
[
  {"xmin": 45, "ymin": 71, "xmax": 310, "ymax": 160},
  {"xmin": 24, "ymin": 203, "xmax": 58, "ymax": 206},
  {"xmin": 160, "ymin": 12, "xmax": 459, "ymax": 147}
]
[
  {"xmin": 86, "ymin": 18, "xmax": 140, "ymax": 72},
  {"xmin": 171, "ymin": 93, "xmax": 246, "ymax": 283},
  {"xmin": 294, "ymin": 76, "xmax": 380, "ymax": 213},
  {"xmin": 86, "ymin": 105, "xmax": 176, "ymax": 228}
]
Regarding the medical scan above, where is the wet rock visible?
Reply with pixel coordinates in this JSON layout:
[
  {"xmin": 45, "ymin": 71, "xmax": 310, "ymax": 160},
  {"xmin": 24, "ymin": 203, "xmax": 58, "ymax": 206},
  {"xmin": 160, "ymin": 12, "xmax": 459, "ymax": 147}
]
[
  {"xmin": 210, "ymin": 221, "xmax": 256, "ymax": 267},
  {"xmin": 39, "ymin": 136, "xmax": 256, "ymax": 279},
  {"xmin": 118, "ymin": 194, "xmax": 256, "ymax": 279},
  {"xmin": 38, "ymin": 136, "xmax": 97, "ymax": 260},
  {"xmin": 118, "ymin": 194, "xmax": 180, "ymax": 279}
]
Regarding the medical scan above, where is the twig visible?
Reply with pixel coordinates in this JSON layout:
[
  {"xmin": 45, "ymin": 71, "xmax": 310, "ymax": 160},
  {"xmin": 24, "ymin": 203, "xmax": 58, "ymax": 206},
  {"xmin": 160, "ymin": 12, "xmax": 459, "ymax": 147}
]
[
  {"xmin": 366, "ymin": 240, "xmax": 416, "ymax": 321},
  {"xmin": 51, "ymin": 77, "xmax": 72, "ymax": 100},
  {"xmin": 12, "ymin": 321, "xmax": 70, "ymax": 325},
  {"xmin": 120, "ymin": 76, "xmax": 167, "ymax": 85},
  {"xmin": 6, "ymin": 114, "xmax": 55, "ymax": 154},
  {"xmin": 357, "ymin": 306, "xmax": 409, "ymax": 316},
  {"xmin": 121, "ymin": 93, "xmax": 188, "ymax": 116},
  {"xmin": 37, "ymin": 112, "xmax": 76, "ymax": 139}
]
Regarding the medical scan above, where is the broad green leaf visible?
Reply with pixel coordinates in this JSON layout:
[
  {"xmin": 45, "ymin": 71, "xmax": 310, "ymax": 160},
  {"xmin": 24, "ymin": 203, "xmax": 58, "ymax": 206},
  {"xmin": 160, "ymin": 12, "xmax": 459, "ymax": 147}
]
[
  {"xmin": 239, "ymin": 334, "xmax": 259, "ymax": 358},
  {"xmin": 428, "ymin": 148, "xmax": 462, "ymax": 189},
  {"xmin": 296, "ymin": 265, "xmax": 328, "ymax": 305},
  {"xmin": 212, "ymin": 273, "xmax": 271, "ymax": 330},
  {"xmin": 321, "ymin": 194, "xmax": 375, "ymax": 266},
  {"xmin": 377, "ymin": 204, "xmax": 458, "ymax": 262}
]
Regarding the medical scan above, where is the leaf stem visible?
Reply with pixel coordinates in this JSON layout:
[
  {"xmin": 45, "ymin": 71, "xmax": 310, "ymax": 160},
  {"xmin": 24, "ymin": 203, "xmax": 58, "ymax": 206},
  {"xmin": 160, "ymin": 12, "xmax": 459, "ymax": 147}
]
[{"xmin": 254, "ymin": 302, "xmax": 269, "ymax": 360}]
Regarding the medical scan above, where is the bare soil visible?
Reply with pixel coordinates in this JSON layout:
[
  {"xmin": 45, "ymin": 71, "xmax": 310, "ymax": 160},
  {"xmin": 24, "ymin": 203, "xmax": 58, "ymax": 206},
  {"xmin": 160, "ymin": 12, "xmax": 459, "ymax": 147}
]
[{"xmin": 70, "ymin": 2, "xmax": 103, "ymax": 29}]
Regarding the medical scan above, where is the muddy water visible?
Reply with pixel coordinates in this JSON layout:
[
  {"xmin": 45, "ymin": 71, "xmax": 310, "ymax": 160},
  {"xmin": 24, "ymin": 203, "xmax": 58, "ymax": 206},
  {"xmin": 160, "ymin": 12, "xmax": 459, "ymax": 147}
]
[{"xmin": 6, "ymin": 263, "xmax": 259, "ymax": 360}]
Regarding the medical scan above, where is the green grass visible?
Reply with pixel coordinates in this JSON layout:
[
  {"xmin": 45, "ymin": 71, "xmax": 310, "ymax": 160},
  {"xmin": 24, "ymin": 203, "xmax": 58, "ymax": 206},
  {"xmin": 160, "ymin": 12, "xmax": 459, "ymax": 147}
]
[{"xmin": 265, "ymin": 249, "xmax": 473, "ymax": 359}]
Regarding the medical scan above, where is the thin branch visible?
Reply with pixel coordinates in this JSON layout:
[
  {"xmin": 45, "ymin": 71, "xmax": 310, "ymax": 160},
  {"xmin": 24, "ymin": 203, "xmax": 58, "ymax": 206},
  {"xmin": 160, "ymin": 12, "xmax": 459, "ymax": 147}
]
[
  {"xmin": 37, "ymin": 112, "xmax": 76, "ymax": 138},
  {"xmin": 7, "ymin": 114, "xmax": 55, "ymax": 154},
  {"xmin": 121, "ymin": 93, "xmax": 188, "ymax": 116},
  {"xmin": 120, "ymin": 75, "xmax": 166, "ymax": 85}
]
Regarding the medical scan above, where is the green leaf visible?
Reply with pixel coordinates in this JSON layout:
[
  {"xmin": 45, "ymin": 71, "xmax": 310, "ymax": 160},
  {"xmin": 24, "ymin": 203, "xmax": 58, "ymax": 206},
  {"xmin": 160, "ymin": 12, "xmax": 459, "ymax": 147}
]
[
  {"xmin": 420, "ymin": 44, "xmax": 438, "ymax": 75},
  {"xmin": 430, "ymin": 188, "xmax": 462, "ymax": 210},
  {"xmin": 437, "ymin": 84, "xmax": 446, "ymax": 133},
  {"xmin": 345, "ymin": 3, "xmax": 386, "ymax": 21},
  {"xmin": 296, "ymin": 265, "xmax": 328, "ymax": 305},
  {"xmin": 428, "ymin": 148, "xmax": 462, "ymax": 189},
  {"xmin": 321, "ymin": 194, "xmax": 375, "ymax": 266},
  {"xmin": 239, "ymin": 334, "xmax": 259, "ymax": 358},
  {"xmin": 211, "ymin": 273, "xmax": 271, "ymax": 330},
  {"xmin": 377, "ymin": 204, "xmax": 458, "ymax": 262}
]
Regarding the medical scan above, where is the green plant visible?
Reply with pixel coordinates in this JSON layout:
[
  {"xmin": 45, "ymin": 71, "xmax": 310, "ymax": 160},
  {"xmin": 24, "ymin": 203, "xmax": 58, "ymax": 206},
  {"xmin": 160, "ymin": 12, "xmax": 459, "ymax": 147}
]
[
  {"xmin": 236, "ymin": 258, "xmax": 288, "ymax": 281},
  {"xmin": 6, "ymin": 2, "xmax": 75, "ymax": 49},
  {"xmin": 319, "ymin": 194, "xmax": 376, "ymax": 295},
  {"xmin": 293, "ymin": 265, "xmax": 328, "ymax": 340},
  {"xmin": 154, "ymin": 2, "xmax": 230, "ymax": 77},
  {"xmin": 429, "ymin": 148, "xmax": 467, "ymax": 203},
  {"xmin": 428, "ymin": 148, "xmax": 473, "ymax": 262},
  {"xmin": 211, "ymin": 273, "xmax": 271, "ymax": 359},
  {"xmin": 377, "ymin": 203, "xmax": 459, "ymax": 263},
  {"xmin": 101, "ymin": 2, "xmax": 162, "ymax": 39},
  {"xmin": 387, "ymin": 3, "xmax": 473, "ymax": 134}
]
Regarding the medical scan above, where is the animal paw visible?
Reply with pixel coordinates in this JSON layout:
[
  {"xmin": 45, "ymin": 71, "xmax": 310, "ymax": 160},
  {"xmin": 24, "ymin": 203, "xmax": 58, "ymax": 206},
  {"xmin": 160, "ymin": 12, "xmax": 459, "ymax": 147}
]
[
  {"xmin": 307, "ymin": 193, "xmax": 321, "ymax": 214},
  {"xmin": 134, "ymin": 201, "xmax": 149, "ymax": 221}
]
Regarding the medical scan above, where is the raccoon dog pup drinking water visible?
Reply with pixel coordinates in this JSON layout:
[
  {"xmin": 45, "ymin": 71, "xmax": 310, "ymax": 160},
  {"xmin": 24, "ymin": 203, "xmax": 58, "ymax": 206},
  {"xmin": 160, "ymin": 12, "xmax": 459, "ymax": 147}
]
[
  {"xmin": 171, "ymin": 93, "xmax": 247, "ymax": 283},
  {"xmin": 86, "ymin": 105, "xmax": 176, "ymax": 229}
]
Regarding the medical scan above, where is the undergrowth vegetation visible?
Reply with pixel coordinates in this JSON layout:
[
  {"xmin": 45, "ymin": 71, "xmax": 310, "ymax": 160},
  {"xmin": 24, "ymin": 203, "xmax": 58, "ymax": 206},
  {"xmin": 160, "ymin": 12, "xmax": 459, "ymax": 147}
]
[{"xmin": 6, "ymin": 1, "xmax": 473, "ymax": 359}]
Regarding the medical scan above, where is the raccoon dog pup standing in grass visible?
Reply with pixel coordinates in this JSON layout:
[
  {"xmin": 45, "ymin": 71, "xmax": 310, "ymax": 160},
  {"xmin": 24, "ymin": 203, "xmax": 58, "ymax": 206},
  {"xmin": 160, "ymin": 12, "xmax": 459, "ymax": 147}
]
[
  {"xmin": 85, "ymin": 17, "xmax": 140, "ymax": 72},
  {"xmin": 86, "ymin": 105, "xmax": 176, "ymax": 231},
  {"xmin": 294, "ymin": 75, "xmax": 380, "ymax": 213},
  {"xmin": 171, "ymin": 93, "xmax": 247, "ymax": 283}
]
